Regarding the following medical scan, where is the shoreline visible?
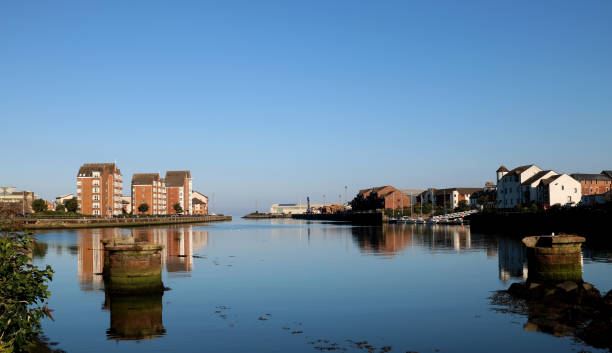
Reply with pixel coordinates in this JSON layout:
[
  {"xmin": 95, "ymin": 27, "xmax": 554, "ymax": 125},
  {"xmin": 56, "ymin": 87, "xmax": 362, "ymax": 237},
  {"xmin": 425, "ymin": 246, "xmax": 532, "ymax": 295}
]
[{"xmin": 20, "ymin": 215, "xmax": 232, "ymax": 230}]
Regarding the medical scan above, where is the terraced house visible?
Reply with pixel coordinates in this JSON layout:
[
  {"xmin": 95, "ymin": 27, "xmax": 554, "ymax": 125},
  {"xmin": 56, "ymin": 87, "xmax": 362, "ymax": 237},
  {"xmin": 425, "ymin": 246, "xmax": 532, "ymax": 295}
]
[
  {"xmin": 131, "ymin": 173, "xmax": 167, "ymax": 215},
  {"xmin": 496, "ymin": 164, "xmax": 581, "ymax": 208},
  {"xmin": 76, "ymin": 163, "xmax": 123, "ymax": 216}
]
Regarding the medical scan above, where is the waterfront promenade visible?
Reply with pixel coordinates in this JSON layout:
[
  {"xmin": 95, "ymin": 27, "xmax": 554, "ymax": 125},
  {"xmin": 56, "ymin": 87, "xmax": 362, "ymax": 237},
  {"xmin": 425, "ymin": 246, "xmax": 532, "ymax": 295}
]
[{"xmin": 20, "ymin": 215, "xmax": 231, "ymax": 230}]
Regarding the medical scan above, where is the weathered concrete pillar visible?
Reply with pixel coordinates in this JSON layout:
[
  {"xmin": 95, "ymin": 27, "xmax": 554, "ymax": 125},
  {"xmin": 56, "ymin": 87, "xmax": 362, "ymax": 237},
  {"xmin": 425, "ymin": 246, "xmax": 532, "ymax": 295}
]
[
  {"xmin": 522, "ymin": 235, "xmax": 585, "ymax": 282},
  {"xmin": 102, "ymin": 238, "xmax": 164, "ymax": 294}
]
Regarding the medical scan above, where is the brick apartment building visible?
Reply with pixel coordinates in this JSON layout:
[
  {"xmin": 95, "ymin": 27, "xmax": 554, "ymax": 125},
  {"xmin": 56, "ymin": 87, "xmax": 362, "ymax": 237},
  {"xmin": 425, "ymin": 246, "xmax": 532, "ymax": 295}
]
[
  {"xmin": 131, "ymin": 173, "xmax": 167, "ymax": 215},
  {"xmin": 76, "ymin": 163, "xmax": 123, "ymax": 216},
  {"xmin": 165, "ymin": 171, "xmax": 192, "ymax": 214}
]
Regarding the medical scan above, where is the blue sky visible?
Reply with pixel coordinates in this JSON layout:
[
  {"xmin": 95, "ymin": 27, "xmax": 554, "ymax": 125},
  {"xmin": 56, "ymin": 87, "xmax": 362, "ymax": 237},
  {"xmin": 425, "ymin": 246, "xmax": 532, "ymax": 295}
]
[{"xmin": 1, "ymin": 0, "xmax": 611, "ymax": 215}]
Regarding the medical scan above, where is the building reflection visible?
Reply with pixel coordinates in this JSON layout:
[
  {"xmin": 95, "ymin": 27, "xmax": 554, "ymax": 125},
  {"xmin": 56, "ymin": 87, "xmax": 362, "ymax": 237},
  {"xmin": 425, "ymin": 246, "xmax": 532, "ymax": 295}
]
[
  {"xmin": 351, "ymin": 224, "xmax": 474, "ymax": 256},
  {"xmin": 497, "ymin": 236, "xmax": 528, "ymax": 284},
  {"xmin": 77, "ymin": 226, "xmax": 209, "ymax": 290},
  {"xmin": 349, "ymin": 224, "xmax": 534, "ymax": 284}
]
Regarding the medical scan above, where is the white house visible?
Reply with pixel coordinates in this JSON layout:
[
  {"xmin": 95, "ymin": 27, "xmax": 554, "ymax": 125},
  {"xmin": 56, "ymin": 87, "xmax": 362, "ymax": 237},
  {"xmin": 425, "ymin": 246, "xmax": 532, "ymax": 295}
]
[
  {"xmin": 496, "ymin": 165, "xmax": 543, "ymax": 208},
  {"xmin": 536, "ymin": 174, "xmax": 581, "ymax": 207},
  {"xmin": 520, "ymin": 170, "xmax": 558, "ymax": 204}
]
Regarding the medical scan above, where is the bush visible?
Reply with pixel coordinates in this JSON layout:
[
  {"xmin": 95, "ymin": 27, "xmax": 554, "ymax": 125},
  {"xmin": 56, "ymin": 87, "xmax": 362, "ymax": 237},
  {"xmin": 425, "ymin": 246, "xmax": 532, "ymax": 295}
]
[
  {"xmin": 0, "ymin": 233, "xmax": 54, "ymax": 351},
  {"xmin": 64, "ymin": 198, "xmax": 78, "ymax": 213},
  {"xmin": 32, "ymin": 199, "xmax": 47, "ymax": 213}
]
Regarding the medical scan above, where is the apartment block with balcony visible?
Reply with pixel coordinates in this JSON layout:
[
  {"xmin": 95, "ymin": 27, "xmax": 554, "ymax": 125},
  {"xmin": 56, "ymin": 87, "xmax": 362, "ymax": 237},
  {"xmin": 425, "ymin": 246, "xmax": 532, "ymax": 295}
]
[
  {"xmin": 165, "ymin": 170, "xmax": 192, "ymax": 214},
  {"xmin": 131, "ymin": 173, "xmax": 167, "ymax": 215},
  {"xmin": 76, "ymin": 163, "xmax": 123, "ymax": 216}
]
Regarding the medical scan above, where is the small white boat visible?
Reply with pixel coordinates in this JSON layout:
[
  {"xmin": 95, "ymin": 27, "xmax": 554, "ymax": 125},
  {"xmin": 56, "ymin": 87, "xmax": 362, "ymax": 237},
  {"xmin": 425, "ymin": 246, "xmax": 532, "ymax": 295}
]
[{"xmin": 416, "ymin": 218, "xmax": 425, "ymax": 225}]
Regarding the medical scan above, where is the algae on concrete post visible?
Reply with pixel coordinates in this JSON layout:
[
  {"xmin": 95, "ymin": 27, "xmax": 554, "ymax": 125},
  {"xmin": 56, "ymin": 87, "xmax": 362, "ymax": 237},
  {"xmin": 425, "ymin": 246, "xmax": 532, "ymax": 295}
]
[
  {"xmin": 105, "ymin": 292, "xmax": 166, "ymax": 341},
  {"xmin": 102, "ymin": 238, "xmax": 164, "ymax": 294},
  {"xmin": 522, "ymin": 235, "xmax": 585, "ymax": 282}
]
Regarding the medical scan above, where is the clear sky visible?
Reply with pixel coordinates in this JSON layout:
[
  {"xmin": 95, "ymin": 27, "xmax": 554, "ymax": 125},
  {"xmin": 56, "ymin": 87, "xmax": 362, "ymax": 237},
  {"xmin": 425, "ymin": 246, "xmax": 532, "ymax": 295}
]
[{"xmin": 1, "ymin": 0, "xmax": 611, "ymax": 215}]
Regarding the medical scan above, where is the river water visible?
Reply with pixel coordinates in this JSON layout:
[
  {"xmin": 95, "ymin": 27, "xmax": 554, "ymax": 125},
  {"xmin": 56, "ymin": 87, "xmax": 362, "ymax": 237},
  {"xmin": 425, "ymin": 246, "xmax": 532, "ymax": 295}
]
[{"xmin": 31, "ymin": 219, "xmax": 612, "ymax": 353}]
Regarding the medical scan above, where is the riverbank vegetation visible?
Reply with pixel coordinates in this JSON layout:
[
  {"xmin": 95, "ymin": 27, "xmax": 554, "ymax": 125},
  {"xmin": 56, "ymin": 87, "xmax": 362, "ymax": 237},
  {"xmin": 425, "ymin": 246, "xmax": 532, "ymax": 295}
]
[{"xmin": 0, "ymin": 222, "xmax": 54, "ymax": 352}]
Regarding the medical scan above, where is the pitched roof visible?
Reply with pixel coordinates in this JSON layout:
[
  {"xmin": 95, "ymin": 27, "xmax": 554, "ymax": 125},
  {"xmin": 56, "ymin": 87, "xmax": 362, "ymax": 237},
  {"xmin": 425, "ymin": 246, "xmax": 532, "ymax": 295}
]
[
  {"xmin": 496, "ymin": 165, "xmax": 509, "ymax": 172},
  {"xmin": 601, "ymin": 170, "xmax": 612, "ymax": 179},
  {"xmin": 77, "ymin": 163, "xmax": 119, "ymax": 177},
  {"xmin": 509, "ymin": 164, "xmax": 536, "ymax": 175},
  {"xmin": 131, "ymin": 173, "xmax": 161, "ymax": 185},
  {"xmin": 540, "ymin": 174, "xmax": 563, "ymax": 186},
  {"xmin": 192, "ymin": 198, "xmax": 205, "ymax": 205},
  {"xmin": 571, "ymin": 173, "xmax": 612, "ymax": 181},
  {"xmin": 521, "ymin": 170, "xmax": 555, "ymax": 185},
  {"xmin": 165, "ymin": 170, "xmax": 191, "ymax": 187},
  {"xmin": 358, "ymin": 186, "xmax": 394, "ymax": 196}
]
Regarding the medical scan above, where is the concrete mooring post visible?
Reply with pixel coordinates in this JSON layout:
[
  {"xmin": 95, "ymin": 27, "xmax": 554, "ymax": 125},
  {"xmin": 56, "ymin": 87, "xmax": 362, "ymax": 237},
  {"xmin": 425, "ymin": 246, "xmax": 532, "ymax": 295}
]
[
  {"xmin": 522, "ymin": 234, "xmax": 585, "ymax": 282},
  {"xmin": 102, "ymin": 238, "xmax": 164, "ymax": 294}
]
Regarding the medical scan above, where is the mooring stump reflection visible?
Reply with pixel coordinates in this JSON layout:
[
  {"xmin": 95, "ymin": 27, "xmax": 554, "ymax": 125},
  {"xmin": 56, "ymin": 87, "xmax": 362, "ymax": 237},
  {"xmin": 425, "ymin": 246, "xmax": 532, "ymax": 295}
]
[{"xmin": 105, "ymin": 292, "xmax": 166, "ymax": 341}]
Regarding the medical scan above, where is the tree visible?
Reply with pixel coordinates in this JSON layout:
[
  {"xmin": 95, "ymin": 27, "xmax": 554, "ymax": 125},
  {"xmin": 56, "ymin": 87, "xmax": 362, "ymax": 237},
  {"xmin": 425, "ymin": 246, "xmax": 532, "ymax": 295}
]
[
  {"xmin": 0, "ymin": 233, "xmax": 54, "ymax": 351},
  {"xmin": 32, "ymin": 199, "xmax": 47, "ymax": 213},
  {"xmin": 64, "ymin": 197, "xmax": 78, "ymax": 213},
  {"xmin": 422, "ymin": 203, "xmax": 433, "ymax": 214},
  {"xmin": 455, "ymin": 200, "xmax": 470, "ymax": 212},
  {"xmin": 55, "ymin": 203, "xmax": 66, "ymax": 212},
  {"xmin": 173, "ymin": 203, "xmax": 183, "ymax": 214},
  {"xmin": 138, "ymin": 203, "xmax": 149, "ymax": 214}
]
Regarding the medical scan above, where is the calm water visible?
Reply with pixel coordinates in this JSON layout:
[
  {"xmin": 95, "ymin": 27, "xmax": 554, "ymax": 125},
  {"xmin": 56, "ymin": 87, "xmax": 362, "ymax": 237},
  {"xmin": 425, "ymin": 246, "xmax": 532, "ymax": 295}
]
[{"xmin": 31, "ymin": 219, "xmax": 612, "ymax": 353}]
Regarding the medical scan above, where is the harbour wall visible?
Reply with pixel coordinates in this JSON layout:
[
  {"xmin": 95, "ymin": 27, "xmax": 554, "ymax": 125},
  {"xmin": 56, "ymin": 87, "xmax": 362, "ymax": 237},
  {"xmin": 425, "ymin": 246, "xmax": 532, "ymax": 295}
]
[{"xmin": 21, "ymin": 215, "xmax": 232, "ymax": 230}]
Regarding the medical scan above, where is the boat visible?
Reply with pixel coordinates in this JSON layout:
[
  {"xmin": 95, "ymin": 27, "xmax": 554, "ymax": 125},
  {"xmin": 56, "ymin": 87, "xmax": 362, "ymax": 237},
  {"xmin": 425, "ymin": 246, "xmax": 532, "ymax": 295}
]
[
  {"xmin": 425, "ymin": 217, "xmax": 438, "ymax": 225},
  {"xmin": 402, "ymin": 216, "xmax": 416, "ymax": 224},
  {"xmin": 388, "ymin": 216, "xmax": 398, "ymax": 224},
  {"xmin": 416, "ymin": 218, "xmax": 425, "ymax": 225}
]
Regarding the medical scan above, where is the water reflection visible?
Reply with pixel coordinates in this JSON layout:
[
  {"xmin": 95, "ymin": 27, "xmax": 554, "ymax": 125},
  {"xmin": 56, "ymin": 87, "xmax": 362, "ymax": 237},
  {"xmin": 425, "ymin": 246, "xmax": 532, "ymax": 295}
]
[
  {"xmin": 104, "ymin": 292, "xmax": 166, "ymax": 341},
  {"xmin": 351, "ymin": 224, "xmax": 474, "ymax": 256},
  {"xmin": 498, "ymin": 236, "xmax": 528, "ymax": 284},
  {"xmin": 76, "ymin": 226, "xmax": 209, "ymax": 290},
  {"xmin": 491, "ymin": 237, "xmax": 612, "ymax": 351}
]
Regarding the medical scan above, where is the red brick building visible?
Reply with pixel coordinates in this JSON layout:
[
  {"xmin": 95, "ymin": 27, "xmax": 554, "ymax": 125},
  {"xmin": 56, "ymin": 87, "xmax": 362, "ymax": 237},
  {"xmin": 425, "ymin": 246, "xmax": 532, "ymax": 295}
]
[
  {"xmin": 131, "ymin": 173, "xmax": 167, "ymax": 215},
  {"xmin": 165, "ymin": 171, "xmax": 192, "ymax": 215},
  {"xmin": 571, "ymin": 173, "xmax": 612, "ymax": 196},
  {"xmin": 76, "ymin": 163, "xmax": 122, "ymax": 216},
  {"xmin": 355, "ymin": 185, "xmax": 411, "ymax": 210}
]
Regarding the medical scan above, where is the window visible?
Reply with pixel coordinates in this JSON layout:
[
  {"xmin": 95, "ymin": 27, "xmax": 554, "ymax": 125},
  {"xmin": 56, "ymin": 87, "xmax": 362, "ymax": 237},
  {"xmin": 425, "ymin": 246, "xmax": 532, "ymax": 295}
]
[
  {"xmin": 93, "ymin": 195, "xmax": 99, "ymax": 201},
  {"xmin": 562, "ymin": 185, "xmax": 564, "ymax": 191},
  {"xmin": 93, "ymin": 188, "xmax": 100, "ymax": 193},
  {"xmin": 93, "ymin": 210, "xmax": 100, "ymax": 215},
  {"xmin": 93, "ymin": 180, "xmax": 100, "ymax": 186},
  {"xmin": 574, "ymin": 188, "xmax": 577, "ymax": 193},
  {"xmin": 77, "ymin": 181, "xmax": 81, "ymax": 186},
  {"xmin": 93, "ymin": 203, "xmax": 100, "ymax": 209}
]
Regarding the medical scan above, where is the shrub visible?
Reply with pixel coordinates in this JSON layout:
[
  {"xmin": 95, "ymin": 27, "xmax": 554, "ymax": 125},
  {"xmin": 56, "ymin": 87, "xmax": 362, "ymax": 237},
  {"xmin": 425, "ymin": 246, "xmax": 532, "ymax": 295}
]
[
  {"xmin": 0, "ymin": 233, "xmax": 54, "ymax": 351},
  {"xmin": 32, "ymin": 199, "xmax": 47, "ymax": 213}
]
